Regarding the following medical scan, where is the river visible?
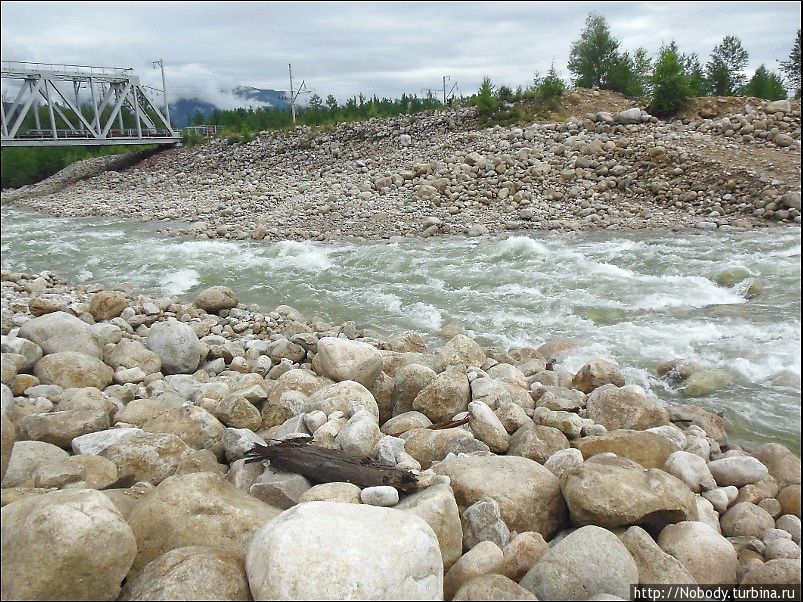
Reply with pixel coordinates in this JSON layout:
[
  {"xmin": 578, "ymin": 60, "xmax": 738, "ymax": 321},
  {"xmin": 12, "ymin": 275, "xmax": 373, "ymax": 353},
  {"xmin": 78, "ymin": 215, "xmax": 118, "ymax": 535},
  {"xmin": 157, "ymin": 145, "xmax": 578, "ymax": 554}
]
[{"xmin": 2, "ymin": 204, "xmax": 800, "ymax": 452}]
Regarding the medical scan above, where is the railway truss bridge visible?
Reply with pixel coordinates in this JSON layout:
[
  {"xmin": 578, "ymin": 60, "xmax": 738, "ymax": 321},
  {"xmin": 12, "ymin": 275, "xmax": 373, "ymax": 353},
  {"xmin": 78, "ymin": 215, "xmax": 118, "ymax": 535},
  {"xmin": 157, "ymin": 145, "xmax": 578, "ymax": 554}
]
[{"xmin": 1, "ymin": 61, "xmax": 181, "ymax": 147}]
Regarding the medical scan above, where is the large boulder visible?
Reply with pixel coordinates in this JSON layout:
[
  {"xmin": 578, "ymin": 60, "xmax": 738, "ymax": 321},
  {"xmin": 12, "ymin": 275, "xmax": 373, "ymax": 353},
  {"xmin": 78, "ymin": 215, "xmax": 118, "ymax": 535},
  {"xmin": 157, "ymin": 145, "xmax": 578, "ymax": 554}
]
[
  {"xmin": 585, "ymin": 385, "xmax": 669, "ymax": 430},
  {"xmin": 664, "ymin": 450, "xmax": 717, "ymax": 493},
  {"xmin": 657, "ymin": 521, "xmax": 738, "ymax": 584},
  {"xmin": 720, "ymin": 502, "xmax": 775, "ymax": 538},
  {"xmin": 1, "ymin": 413, "xmax": 15, "ymax": 482},
  {"xmin": 572, "ymin": 359, "xmax": 625, "ymax": 393},
  {"xmin": 33, "ymin": 352, "xmax": 114, "ymax": 390},
  {"xmin": 432, "ymin": 454, "xmax": 567, "ymax": 539},
  {"xmin": 396, "ymin": 483, "xmax": 463, "ymax": 571},
  {"xmin": 560, "ymin": 463, "xmax": 698, "ymax": 530},
  {"xmin": 95, "ymin": 431, "xmax": 193, "ymax": 485},
  {"xmin": 127, "ymin": 472, "xmax": 281, "ymax": 576},
  {"xmin": 89, "ymin": 290, "xmax": 129, "ymax": 321},
  {"xmin": 619, "ymin": 525, "xmax": 697, "ymax": 584},
  {"xmin": 500, "ymin": 532, "xmax": 549, "ymax": 582},
  {"xmin": 753, "ymin": 443, "xmax": 801, "ymax": 489},
  {"xmin": 443, "ymin": 541, "xmax": 504, "ymax": 600},
  {"xmin": 246, "ymin": 501, "xmax": 443, "ymax": 600},
  {"xmin": 18, "ymin": 408, "xmax": 110, "ymax": 449},
  {"xmin": 115, "ymin": 398, "xmax": 171, "ymax": 427},
  {"xmin": 146, "ymin": 319, "xmax": 202, "ymax": 375},
  {"xmin": 708, "ymin": 456, "xmax": 769, "ymax": 487},
  {"xmin": 453, "ymin": 574, "xmax": 537, "ymax": 601},
  {"xmin": 1, "ymin": 489, "xmax": 136, "ymax": 600},
  {"xmin": 18, "ymin": 311, "xmax": 102, "ymax": 358},
  {"xmin": 194, "ymin": 286, "xmax": 239, "ymax": 312},
  {"xmin": 468, "ymin": 401, "xmax": 510, "ymax": 453},
  {"xmin": 616, "ymin": 107, "xmax": 645, "ymax": 124},
  {"xmin": 1, "ymin": 336, "xmax": 43, "ymax": 371},
  {"xmin": 119, "ymin": 546, "xmax": 250, "ymax": 601},
  {"xmin": 520, "ymin": 525, "xmax": 638, "ymax": 600},
  {"xmin": 393, "ymin": 363, "xmax": 437, "ymax": 415},
  {"xmin": 142, "ymin": 405, "xmax": 226, "ymax": 459},
  {"xmin": 435, "ymin": 334, "xmax": 486, "ymax": 372},
  {"xmin": 312, "ymin": 337, "xmax": 383, "ymax": 387},
  {"xmin": 2, "ymin": 440, "xmax": 70, "ymax": 487},
  {"xmin": 778, "ymin": 485, "xmax": 801, "ymax": 517},
  {"xmin": 679, "ymin": 369, "xmax": 733, "ymax": 397},
  {"xmin": 400, "ymin": 427, "xmax": 477, "ymax": 469},
  {"xmin": 668, "ymin": 405, "xmax": 727, "ymax": 442},
  {"xmin": 573, "ymin": 429, "xmax": 680, "ymax": 469},
  {"xmin": 508, "ymin": 423, "xmax": 570, "ymax": 464},
  {"xmin": 305, "ymin": 380, "xmax": 379, "ymax": 419},
  {"xmin": 412, "ymin": 366, "xmax": 471, "ymax": 423},
  {"xmin": 741, "ymin": 558, "xmax": 801, "ymax": 586},
  {"xmin": 105, "ymin": 339, "xmax": 161, "ymax": 375}
]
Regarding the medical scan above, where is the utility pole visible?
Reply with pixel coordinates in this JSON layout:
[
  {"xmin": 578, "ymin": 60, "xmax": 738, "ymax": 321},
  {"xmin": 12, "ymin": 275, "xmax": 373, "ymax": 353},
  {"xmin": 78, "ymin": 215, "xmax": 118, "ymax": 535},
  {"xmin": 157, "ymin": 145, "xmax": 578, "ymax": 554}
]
[
  {"xmin": 153, "ymin": 59, "xmax": 172, "ymax": 130},
  {"xmin": 288, "ymin": 63, "xmax": 308, "ymax": 125},
  {"xmin": 443, "ymin": 77, "xmax": 458, "ymax": 106}
]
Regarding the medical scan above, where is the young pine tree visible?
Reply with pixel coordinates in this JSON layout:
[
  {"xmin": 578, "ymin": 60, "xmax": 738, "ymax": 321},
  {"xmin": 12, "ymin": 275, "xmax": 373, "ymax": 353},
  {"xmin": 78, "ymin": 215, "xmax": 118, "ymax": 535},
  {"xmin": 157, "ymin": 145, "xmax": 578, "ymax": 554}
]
[
  {"xmin": 649, "ymin": 46, "xmax": 693, "ymax": 116},
  {"xmin": 743, "ymin": 65, "xmax": 787, "ymax": 100},
  {"xmin": 779, "ymin": 29, "xmax": 801, "ymax": 98},
  {"xmin": 475, "ymin": 77, "xmax": 498, "ymax": 116}
]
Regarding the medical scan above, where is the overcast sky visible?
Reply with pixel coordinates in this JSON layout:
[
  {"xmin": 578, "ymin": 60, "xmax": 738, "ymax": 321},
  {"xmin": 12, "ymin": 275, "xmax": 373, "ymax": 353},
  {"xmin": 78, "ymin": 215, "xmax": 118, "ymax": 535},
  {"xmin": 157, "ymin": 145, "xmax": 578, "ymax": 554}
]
[{"xmin": 2, "ymin": 2, "xmax": 800, "ymax": 106}]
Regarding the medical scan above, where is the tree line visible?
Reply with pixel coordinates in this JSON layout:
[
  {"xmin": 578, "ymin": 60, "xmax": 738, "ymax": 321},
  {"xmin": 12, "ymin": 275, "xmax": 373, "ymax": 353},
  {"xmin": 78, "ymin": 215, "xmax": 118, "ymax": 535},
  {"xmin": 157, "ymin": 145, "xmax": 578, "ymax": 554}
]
[{"xmin": 474, "ymin": 15, "xmax": 799, "ymax": 118}]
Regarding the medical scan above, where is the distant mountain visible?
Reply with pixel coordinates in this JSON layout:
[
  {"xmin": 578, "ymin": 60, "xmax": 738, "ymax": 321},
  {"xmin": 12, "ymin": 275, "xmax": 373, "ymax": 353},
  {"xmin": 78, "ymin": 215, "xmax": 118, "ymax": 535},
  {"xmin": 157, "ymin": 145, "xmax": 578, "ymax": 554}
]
[
  {"xmin": 169, "ymin": 98, "xmax": 218, "ymax": 129},
  {"xmin": 169, "ymin": 87, "xmax": 289, "ymax": 128},
  {"xmin": 233, "ymin": 86, "xmax": 289, "ymax": 107}
]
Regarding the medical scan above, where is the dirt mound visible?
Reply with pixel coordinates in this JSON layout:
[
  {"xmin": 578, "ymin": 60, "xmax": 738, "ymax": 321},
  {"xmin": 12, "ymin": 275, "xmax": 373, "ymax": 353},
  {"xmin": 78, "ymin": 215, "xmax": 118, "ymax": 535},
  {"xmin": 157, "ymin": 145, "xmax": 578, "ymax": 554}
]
[
  {"xmin": 512, "ymin": 88, "xmax": 641, "ymax": 123},
  {"xmin": 679, "ymin": 96, "xmax": 800, "ymax": 120},
  {"xmin": 557, "ymin": 88, "xmax": 642, "ymax": 117}
]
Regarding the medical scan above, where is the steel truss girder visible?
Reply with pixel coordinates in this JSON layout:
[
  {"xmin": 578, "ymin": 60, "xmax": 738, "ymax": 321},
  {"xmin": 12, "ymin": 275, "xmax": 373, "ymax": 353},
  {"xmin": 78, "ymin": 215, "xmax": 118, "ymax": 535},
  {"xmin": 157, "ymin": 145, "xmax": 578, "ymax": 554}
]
[{"xmin": 1, "ymin": 61, "xmax": 180, "ymax": 147}]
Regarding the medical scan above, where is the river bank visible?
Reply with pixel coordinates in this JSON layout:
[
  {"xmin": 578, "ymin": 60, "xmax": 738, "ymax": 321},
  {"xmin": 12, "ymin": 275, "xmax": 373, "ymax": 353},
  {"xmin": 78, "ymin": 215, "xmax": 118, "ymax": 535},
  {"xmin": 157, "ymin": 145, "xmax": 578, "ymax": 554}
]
[
  {"xmin": 2, "ymin": 95, "xmax": 801, "ymax": 242},
  {"xmin": 1, "ymin": 268, "xmax": 801, "ymax": 599}
]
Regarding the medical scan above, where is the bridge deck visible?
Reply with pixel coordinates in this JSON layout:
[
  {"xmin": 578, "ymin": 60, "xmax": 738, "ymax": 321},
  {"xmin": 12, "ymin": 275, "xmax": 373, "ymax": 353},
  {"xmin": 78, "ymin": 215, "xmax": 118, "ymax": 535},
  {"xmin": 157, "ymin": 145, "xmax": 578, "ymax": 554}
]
[{"xmin": 2, "ymin": 137, "xmax": 181, "ymax": 147}]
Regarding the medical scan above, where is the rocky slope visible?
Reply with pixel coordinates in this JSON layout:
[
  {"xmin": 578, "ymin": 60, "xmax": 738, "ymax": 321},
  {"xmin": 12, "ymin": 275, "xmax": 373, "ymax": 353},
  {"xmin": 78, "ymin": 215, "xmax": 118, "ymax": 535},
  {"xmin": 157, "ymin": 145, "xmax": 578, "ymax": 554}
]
[
  {"xmin": 3, "ymin": 94, "xmax": 800, "ymax": 241},
  {"xmin": 1, "ymin": 270, "xmax": 800, "ymax": 599}
]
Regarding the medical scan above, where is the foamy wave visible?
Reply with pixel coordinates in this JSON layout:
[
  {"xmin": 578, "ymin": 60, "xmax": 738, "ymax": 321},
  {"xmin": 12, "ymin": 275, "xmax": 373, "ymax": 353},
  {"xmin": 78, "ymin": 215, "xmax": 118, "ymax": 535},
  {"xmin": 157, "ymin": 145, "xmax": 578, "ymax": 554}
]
[
  {"xmin": 492, "ymin": 283, "xmax": 546, "ymax": 297},
  {"xmin": 410, "ymin": 303, "xmax": 443, "ymax": 331},
  {"xmin": 588, "ymin": 262, "xmax": 636, "ymax": 278},
  {"xmin": 489, "ymin": 236, "xmax": 549, "ymax": 259},
  {"xmin": 161, "ymin": 269, "xmax": 200, "ymax": 295},
  {"xmin": 768, "ymin": 244, "xmax": 801, "ymax": 258},
  {"xmin": 171, "ymin": 239, "xmax": 241, "ymax": 256},
  {"xmin": 632, "ymin": 277, "xmax": 745, "ymax": 310},
  {"xmin": 272, "ymin": 241, "xmax": 333, "ymax": 271},
  {"xmin": 727, "ymin": 357, "xmax": 795, "ymax": 384},
  {"xmin": 369, "ymin": 291, "xmax": 403, "ymax": 314}
]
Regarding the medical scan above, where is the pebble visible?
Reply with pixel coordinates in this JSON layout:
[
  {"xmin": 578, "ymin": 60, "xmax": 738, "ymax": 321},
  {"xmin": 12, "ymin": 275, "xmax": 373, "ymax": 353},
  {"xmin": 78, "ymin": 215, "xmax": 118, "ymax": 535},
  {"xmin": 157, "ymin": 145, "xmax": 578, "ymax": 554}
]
[{"xmin": 359, "ymin": 485, "xmax": 399, "ymax": 506}]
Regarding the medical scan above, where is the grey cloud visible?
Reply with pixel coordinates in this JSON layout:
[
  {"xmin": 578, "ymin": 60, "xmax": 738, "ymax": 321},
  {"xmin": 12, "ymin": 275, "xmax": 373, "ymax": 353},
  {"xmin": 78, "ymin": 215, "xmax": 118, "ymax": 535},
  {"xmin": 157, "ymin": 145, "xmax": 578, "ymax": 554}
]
[{"xmin": 1, "ymin": 2, "xmax": 799, "ymax": 103}]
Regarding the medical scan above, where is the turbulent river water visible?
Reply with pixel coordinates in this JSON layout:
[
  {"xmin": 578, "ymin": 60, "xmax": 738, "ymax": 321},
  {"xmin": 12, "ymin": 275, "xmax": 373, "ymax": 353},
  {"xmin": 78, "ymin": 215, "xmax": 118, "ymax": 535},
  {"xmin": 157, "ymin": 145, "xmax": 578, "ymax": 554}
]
[{"xmin": 2, "ymin": 204, "xmax": 801, "ymax": 452}]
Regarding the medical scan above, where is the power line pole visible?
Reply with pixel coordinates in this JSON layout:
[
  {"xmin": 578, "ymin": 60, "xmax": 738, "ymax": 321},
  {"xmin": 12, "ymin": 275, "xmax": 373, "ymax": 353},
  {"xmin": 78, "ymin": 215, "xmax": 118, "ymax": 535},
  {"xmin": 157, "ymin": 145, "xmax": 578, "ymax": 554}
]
[
  {"xmin": 442, "ymin": 76, "xmax": 458, "ymax": 106},
  {"xmin": 288, "ymin": 63, "xmax": 308, "ymax": 125},
  {"xmin": 152, "ymin": 59, "xmax": 172, "ymax": 130}
]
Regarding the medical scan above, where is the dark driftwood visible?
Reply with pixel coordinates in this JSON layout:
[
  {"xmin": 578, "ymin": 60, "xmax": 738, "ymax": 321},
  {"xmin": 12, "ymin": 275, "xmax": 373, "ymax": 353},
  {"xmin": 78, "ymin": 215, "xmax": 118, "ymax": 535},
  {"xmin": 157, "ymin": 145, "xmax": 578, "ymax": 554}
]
[
  {"xmin": 428, "ymin": 417, "xmax": 470, "ymax": 430},
  {"xmin": 244, "ymin": 437, "xmax": 422, "ymax": 492}
]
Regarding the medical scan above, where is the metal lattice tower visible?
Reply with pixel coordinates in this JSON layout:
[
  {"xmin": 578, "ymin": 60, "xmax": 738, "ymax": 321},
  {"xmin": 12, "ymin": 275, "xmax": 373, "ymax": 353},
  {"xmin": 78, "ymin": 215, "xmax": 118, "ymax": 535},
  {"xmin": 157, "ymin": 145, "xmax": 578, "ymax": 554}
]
[{"xmin": 1, "ymin": 61, "xmax": 181, "ymax": 147}]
